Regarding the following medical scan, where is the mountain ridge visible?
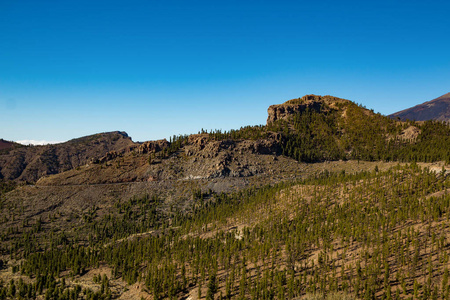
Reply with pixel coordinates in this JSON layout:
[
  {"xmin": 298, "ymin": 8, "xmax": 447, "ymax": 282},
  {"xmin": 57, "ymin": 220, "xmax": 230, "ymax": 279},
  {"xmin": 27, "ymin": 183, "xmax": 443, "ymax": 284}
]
[
  {"xmin": 389, "ymin": 92, "xmax": 450, "ymax": 122},
  {"xmin": 2, "ymin": 94, "xmax": 450, "ymax": 183},
  {"xmin": 0, "ymin": 131, "xmax": 135, "ymax": 182},
  {"xmin": 0, "ymin": 139, "xmax": 23, "ymax": 152}
]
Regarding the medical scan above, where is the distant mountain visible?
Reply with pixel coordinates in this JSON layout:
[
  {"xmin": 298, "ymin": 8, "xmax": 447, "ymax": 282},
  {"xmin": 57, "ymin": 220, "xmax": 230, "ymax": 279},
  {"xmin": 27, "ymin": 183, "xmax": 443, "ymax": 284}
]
[
  {"xmin": 389, "ymin": 92, "xmax": 450, "ymax": 122},
  {"xmin": 0, "ymin": 131, "xmax": 135, "ymax": 182},
  {"xmin": 0, "ymin": 139, "xmax": 22, "ymax": 152}
]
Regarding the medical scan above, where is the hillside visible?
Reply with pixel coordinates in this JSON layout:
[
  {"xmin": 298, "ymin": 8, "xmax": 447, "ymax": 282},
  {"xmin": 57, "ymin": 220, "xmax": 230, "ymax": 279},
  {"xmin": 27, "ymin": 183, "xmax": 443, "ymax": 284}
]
[
  {"xmin": 1, "ymin": 161, "xmax": 449, "ymax": 299},
  {"xmin": 0, "ymin": 131, "xmax": 135, "ymax": 182},
  {"xmin": 266, "ymin": 95, "xmax": 450, "ymax": 163},
  {"xmin": 0, "ymin": 139, "xmax": 23, "ymax": 154},
  {"xmin": 389, "ymin": 92, "xmax": 450, "ymax": 122},
  {"xmin": 0, "ymin": 140, "xmax": 17, "ymax": 151},
  {"xmin": 0, "ymin": 94, "xmax": 450, "ymax": 299}
]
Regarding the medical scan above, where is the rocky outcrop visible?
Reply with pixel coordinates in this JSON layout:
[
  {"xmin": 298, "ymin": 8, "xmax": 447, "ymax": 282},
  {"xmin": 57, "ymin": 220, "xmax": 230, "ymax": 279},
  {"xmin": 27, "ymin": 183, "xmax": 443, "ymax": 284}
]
[
  {"xmin": 184, "ymin": 132, "xmax": 282, "ymax": 159},
  {"xmin": 237, "ymin": 133, "xmax": 282, "ymax": 155},
  {"xmin": 397, "ymin": 126, "xmax": 421, "ymax": 141},
  {"xmin": 137, "ymin": 139, "xmax": 170, "ymax": 154},
  {"xmin": 92, "ymin": 151, "xmax": 121, "ymax": 164},
  {"xmin": 267, "ymin": 94, "xmax": 350, "ymax": 124},
  {"xmin": 175, "ymin": 132, "xmax": 284, "ymax": 179},
  {"xmin": 187, "ymin": 134, "xmax": 209, "ymax": 150}
]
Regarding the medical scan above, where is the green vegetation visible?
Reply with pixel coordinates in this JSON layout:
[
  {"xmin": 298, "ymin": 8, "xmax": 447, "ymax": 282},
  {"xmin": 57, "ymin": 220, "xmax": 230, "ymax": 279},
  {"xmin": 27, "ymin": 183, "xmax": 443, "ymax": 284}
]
[
  {"xmin": 202, "ymin": 125, "xmax": 270, "ymax": 141},
  {"xmin": 280, "ymin": 106, "xmax": 343, "ymax": 162},
  {"xmin": 204, "ymin": 101, "xmax": 450, "ymax": 163},
  {"xmin": 1, "ymin": 163, "xmax": 449, "ymax": 299},
  {"xmin": 151, "ymin": 134, "xmax": 189, "ymax": 162}
]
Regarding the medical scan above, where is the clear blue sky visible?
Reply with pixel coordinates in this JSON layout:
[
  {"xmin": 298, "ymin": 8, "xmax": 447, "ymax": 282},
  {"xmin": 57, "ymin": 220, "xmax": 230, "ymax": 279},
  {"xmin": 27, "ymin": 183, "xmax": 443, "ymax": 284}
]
[{"xmin": 1, "ymin": 0, "xmax": 449, "ymax": 143}]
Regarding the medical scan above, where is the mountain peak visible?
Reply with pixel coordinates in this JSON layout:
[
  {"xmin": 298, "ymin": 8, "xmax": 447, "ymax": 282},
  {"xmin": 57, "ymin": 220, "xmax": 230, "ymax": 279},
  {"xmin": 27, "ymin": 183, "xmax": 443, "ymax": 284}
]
[
  {"xmin": 434, "ymin": 92, "xmax": 450, "ymax": 100},
  {"xmin": 267, "ymin": 94, "xmax": 353, "ymax": 124},
  {"xmin": 389, "ymin": 92, "xmax": 450, "ymax": 122},
  {"xmin": 0, "ymin": 131, "xmax": 135, "ymax": 182},
  {"xmin": 280, "ymin": 94, "xmax": 350, "ymax": 106}
]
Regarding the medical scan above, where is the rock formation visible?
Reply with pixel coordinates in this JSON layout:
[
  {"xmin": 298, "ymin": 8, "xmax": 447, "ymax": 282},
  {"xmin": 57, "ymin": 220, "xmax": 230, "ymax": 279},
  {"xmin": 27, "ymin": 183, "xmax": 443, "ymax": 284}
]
[
  {"xmin": 267, "ymin": 94, "xmax": 349, "ymax": 124},
  {"xmin": 137, "ymin": 139, "xmax": 170, "ymax": 154}
]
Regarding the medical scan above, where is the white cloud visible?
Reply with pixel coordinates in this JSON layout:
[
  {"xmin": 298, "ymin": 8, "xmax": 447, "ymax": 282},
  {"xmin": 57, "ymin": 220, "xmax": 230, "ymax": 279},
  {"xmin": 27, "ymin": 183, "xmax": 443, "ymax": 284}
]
[{"xmin": 16, "ymin": 140, "xmax": 65, "ymax": 146}]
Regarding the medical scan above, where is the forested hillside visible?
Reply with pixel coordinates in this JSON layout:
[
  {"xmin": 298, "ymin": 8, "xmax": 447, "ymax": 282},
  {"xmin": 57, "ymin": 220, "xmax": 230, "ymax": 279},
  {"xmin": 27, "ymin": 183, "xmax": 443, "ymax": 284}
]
[
  {"xmin": 0, "ymin": 163, "xmax": 449, "ymax": 299},
  {"xmin": 208, "ymin": 95, "xmax": 450, "ymax": 163}
]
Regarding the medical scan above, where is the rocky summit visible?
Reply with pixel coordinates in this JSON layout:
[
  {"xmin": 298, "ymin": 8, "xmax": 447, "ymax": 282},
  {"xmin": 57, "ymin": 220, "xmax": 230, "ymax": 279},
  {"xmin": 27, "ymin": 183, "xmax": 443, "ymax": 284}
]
[{"xmin": 266, "ymin": 94, "xmax": 351, "ymax": 124}]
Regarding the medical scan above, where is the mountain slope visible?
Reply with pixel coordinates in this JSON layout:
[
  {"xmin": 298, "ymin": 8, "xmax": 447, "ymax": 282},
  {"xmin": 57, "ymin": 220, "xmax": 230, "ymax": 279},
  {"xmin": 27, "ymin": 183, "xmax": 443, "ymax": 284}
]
[
  {"xmin": 0, "ymin": 131, "xmax": 135, "ymax": 182},
  {"xmin": 1, "ymin": 162, "xmax": 449, "ymax": 299},
  {"xmin": 0, "ymin": 139, "xmax": 23, "ymax": 153},
  {"xmin": 266, "ymin": 95, "xmax": 450, "ymax": 163},
  {"xmin": 389, "ymin": 92, "xmax": 450, "ymax": 122}
]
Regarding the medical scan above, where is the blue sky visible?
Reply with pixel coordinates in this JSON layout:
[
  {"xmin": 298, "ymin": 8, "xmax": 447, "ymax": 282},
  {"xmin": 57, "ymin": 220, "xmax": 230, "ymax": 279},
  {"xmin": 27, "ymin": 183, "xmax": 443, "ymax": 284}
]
[{"xmin": 1, "ymin": 0, "xmax": 449, "ymax": 143}]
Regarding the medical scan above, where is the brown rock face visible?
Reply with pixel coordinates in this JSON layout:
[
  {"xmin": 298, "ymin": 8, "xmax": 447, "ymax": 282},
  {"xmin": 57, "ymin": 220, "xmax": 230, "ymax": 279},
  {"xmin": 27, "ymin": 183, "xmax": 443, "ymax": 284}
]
[
  {"xmin": 92, "ymin": 151, "xmax": 121, "ymax": 164},
  {"xmin": 176, "ymin": 132, "xmax": 284, "ymax": 179},
  {"xmin": 267, "ymin": 94, "xmax": 349, "ymax": 124},
  {"xmin": 237, "ymin": 133, "xmax": 282, "ymax": 155},
  {"xmin": 137, "ymin": 139, "xmax": 170, "ymax": 154},
  {"xmin": 187, "ymin": 134, "xmax": 209, "ymax": 151}
]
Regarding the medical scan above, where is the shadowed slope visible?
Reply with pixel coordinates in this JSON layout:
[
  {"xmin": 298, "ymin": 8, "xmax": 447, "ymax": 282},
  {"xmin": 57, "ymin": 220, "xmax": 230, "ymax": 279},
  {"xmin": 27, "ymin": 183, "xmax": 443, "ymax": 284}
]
[{"xmin": 389, "ymin": 92, "xmax": 450, "ymax": 122}]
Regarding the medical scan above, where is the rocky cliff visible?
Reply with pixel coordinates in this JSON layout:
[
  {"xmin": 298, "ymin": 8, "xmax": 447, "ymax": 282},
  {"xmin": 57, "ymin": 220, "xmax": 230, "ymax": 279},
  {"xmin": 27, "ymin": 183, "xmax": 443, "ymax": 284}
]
[{"xmin": 266, "ymin": 94, "xmax": 350, "ymax": 124}]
